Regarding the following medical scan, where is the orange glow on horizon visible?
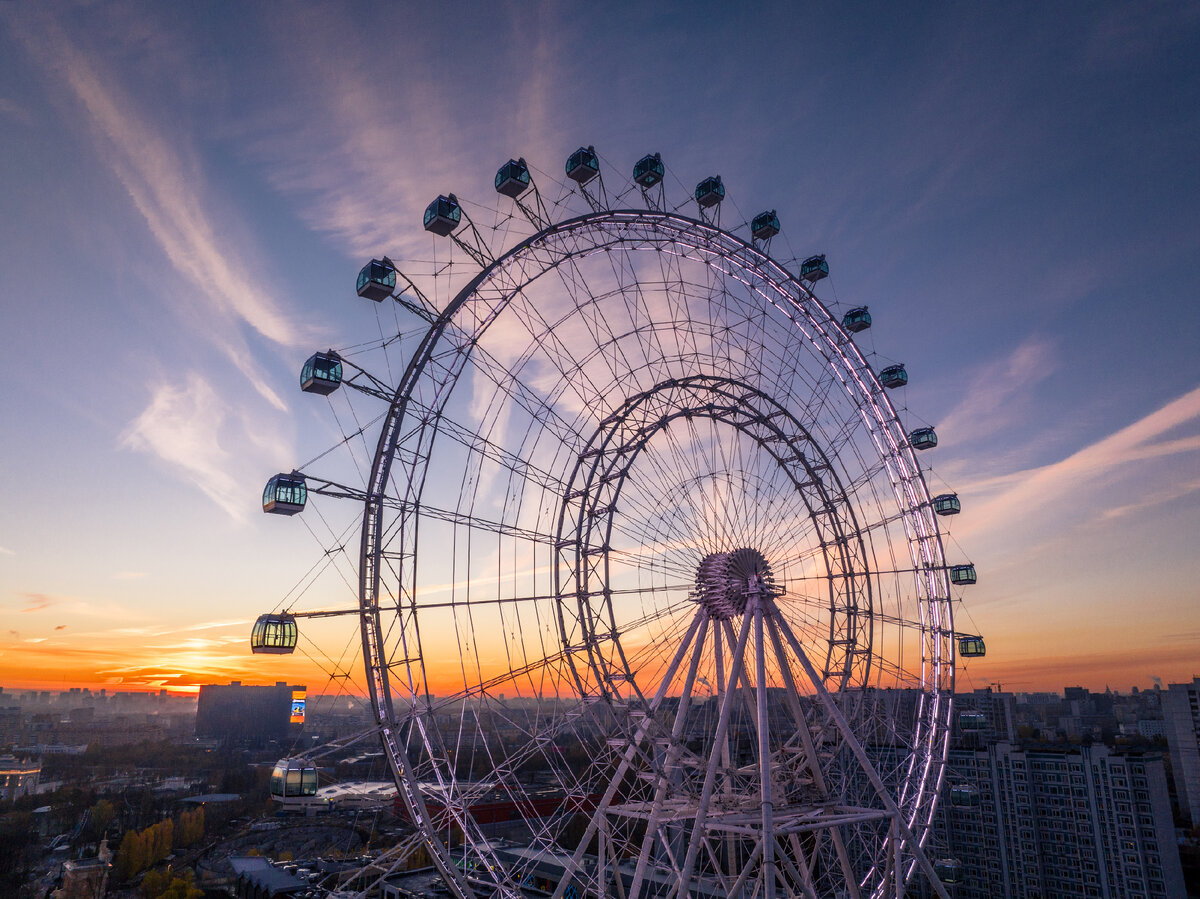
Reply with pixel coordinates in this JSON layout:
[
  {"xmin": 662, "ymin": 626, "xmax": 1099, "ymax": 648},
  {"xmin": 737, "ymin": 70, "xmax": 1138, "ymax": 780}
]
[{"xmin": 2, "ymin": 633, "xmax": 1197, "ymax": 697}]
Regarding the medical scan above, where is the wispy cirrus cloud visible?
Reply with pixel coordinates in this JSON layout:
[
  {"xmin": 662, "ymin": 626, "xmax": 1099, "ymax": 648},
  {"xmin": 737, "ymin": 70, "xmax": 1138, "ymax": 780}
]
[
  {"xmin": 20, "ymin": 593, "xmax": 56, "ymax": 613},
  {"xmin": 937, "ymin": 336, "xmax": 1059, "ymax": 447},
  {"xmin": 956, "ymin": 382, "xmax": 1200, "ymax": 539},
  {"xmin": 121, "ymin": 373, "xmax": 271, "ymax": 521},
  {"xmin": 244, "ymin": 5, "xmax": 565, "ymax": 261},
  {"xmin": 6, "ymin": 10, "xmax": 303, "ymax": 411}
]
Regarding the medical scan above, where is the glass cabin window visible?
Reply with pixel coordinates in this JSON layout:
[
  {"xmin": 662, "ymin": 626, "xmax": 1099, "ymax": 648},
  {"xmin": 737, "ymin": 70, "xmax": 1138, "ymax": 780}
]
[
  {"xmin": 301, "ymin": 767, "xmax": 318, "ymax": 796},
  {"xmin": 357, "ymin": 259, "xmax": 396, "ymax": 301},
  {"xmin": 959, "ymin": 636, "xmax": 986, "ymax": 657},
  {"xmin": 933, "ymin": 493, "xmax": 960, "ymax": 515},
  {"xmin": 843, "ymin": 307, "xmax": 871, "ymax": 332},
  {"xmin": 695, "ymin": 177, "xmax": 724, "ymax": 207},
  {"xmin": 951, "ymin": 565, "xmax": 977, "ymax": 585},
  {"xmin": 880, "ymin": 364, "xmax": 908, "ymax": 388},
  {"xmin": 909, "ymin": 427, "xmax": 937, "ymax": 449}
]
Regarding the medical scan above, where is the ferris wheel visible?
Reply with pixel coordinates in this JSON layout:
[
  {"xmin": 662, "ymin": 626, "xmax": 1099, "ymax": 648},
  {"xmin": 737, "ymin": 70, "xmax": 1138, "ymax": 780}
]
[{"xmin": 258, "ymin": 148, "xmax": 981, "ymax": 899}]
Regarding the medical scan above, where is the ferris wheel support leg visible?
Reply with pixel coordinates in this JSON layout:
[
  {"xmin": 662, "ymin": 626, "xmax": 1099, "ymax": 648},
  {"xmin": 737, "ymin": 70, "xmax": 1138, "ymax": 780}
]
[
  {"xmin": 672, "ymin": 609, "xmax": 754, "ymax": 899},
  {"xmin": 763, "ymin": 612, "xmax": 864, "ymax": 899},
  {"xmin": 548, "ymin": 609, "xmax": 706, "ymax": 899},
  {"xmin": 753, "ymin": 600, "xmax": 777, "ymax": 899},
  {"xmin": 769, "ymin": 607, "xmax": 951, "ymax": 899},
  {"xmin": 627, "ymin": 617, "xmax": 710, "ymax": 899},
  {"xmin": 717, "ymin": 615, "xmax": 820, "ymax": 899}
]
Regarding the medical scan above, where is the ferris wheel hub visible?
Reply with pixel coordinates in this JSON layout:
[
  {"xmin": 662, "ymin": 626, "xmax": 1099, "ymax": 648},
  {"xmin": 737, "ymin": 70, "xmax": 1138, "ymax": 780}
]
[{"xmin": 693, "ymin": 547, "xmax": 778, "ymax": 620}]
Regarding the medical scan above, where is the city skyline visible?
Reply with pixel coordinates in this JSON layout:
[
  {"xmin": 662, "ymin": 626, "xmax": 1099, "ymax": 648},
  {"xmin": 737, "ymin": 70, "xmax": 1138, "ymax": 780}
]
[{"xmin": 2, "ymin": 3, "xmax": 1199, "ymax": 696}]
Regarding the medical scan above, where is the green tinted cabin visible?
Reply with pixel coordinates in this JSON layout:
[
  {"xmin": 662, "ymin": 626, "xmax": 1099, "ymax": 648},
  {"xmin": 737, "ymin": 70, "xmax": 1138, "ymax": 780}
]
[
  {"xmin": 356, "ymin": 258, "xmax": 396, "ymax": 302},
  {"xmin": 842, "ymin": 306, "xmax": 871, "ymax": 333},
  {"xmin": 909, "ymin": 427, "xmax": 938, "ymax": 450},
  {"xmin": 934, "ymin": 859, "xmax": 963, "ymax": 885},
  {"xmin": 800, "ymin": 254, "xmax": 829, "ymax": 283},
  {"xmin": 950, "ymin": 784, "xmax": 980, "ymax": 807},
  {"xmin": 263, "ymin": 473, "xmax": 306, "ymax": 515},
  {"xmin": 879, "ymin": 364, "xmax": 908, "ymax": 389},
  {"xmin": 959, "ymin": 635, "xmax": 986, "ymax": 657},
  {"xmin": 950, "ymin": 564, "xmax": 977, "ymax": 585},
  {"xmin": 270, "ymin": 758, "xmax": 318, "ymax": 799},
  {"xmin": 251, "ymin": 613, "xmax": 297, "ymax": 655},
  {"xmin": 424, "ymin": 194, "xmax": 462, "ymax": 236},
  {"xmin": 694, "ymin": 176, "xmax": 725, "ymax": 208},
  {"xmin": 751, "ymin": 210, "xmax": 780, "ymax": 242},
  {"xmin": 633, "ymin": 153, "xmax": 664, "ymax": 188},
  {"xmin": 495, "ymin": 158, "xmax": 531, "ymax": 198},
  {"xmin": 566, "ymin": 146, "xmax": 599, "ymax": 185},
  {"xmin": 300, "ymin": 351, "xmax": 342, "ymax": 396},
  {"xmin": 932, "ymin": 493, "xmax": 961, "ymax": 516}
]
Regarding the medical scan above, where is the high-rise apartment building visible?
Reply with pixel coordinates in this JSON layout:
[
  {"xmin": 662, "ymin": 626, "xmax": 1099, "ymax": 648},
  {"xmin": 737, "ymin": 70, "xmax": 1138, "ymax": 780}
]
[
  {"xmin": 1163, "ymin": 676, "xmax": 1200, "ymax": 826},
  {"xmin": 924, "ymin": 743, "xmax": 1184, "ymax": 898},
  {"xmin": 195, "ymin": 681, "xmax": 306, "ymax": 745}
]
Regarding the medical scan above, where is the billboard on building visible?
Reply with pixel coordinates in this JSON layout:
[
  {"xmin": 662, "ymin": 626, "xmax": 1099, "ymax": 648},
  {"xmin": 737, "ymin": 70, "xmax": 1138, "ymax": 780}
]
[{"xmin": 290, "ymin": 690, "xmax": 306, "ymax": 724}]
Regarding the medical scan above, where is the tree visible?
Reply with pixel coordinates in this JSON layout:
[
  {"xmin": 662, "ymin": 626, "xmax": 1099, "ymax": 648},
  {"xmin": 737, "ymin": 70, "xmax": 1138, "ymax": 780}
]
[
  {"xmin": 117, "ymin": 829, "xmax": 145, "ymax": 880},
  {"xmin": 86, "ymin": 799, "xmax": 116, "ymax": 842},
  {"xmin": 158, "ymin": 871, "xmax": 203, "ymax": 899}
]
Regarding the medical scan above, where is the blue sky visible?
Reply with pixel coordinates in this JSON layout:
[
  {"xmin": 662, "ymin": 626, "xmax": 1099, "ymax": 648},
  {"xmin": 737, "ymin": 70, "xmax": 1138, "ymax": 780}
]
[{"xmin": 1, "ymin": 2, "xmax": 1198, "ymax": 692}]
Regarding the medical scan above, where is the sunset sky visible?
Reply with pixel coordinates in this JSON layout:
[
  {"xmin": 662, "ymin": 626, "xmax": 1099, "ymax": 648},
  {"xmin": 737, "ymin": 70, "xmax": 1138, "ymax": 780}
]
[{"xmin": 1, "ymin": 3, "xmax": 1198, "ymax": 697}]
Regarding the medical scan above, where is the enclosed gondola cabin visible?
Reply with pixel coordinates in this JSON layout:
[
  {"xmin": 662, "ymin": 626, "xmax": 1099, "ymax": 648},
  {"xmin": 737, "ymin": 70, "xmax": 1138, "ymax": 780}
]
[
  {"xmin": 495, "ymin": 159, "xmax": 531, "ymax": 198},
  {"xmin": 751, "ymin": 210, "xmax": 780, "ymax": 242},
  {"xmin": 800, "ymin": 254, "xmax": 829, "ymax": 283},
  {"xmin": 251, "ymin": 613, "xmax": 298, "ymax": 655},
  {"xmin": 909, "ymin": 427, "xmax": 938, "ymax": 450},
  {"xmin": 950, "ymin": 564, "xmax": 977, "ymax": 586},
  {"xmin": 694, "ymin": 176, "xmax": 725, "ymax": 209},
  {"xmin": 424, "ymin": 195, "xmax": 462, "ymax": 236},
  {"xmin": 300, "ymin": 352, "xmax": 342, "ymax": 396},
  {"xmin": 566, "ymin": 146, "xmax": 599, "ymax": 185},
  {"xmin": 933, "ymin": 492, "xmax": 961, "ymax": 516},
  {"xmin": 633, "ymin": 153, "xmax": 664, "ymax": 188},
  {"xmin": 263, "ymin": 473, "xmax": 307, "ymax": 515},
  {"xmin": 959, "ymin": 635, "xmax": 986, "ymax": 657},
  {"xmin": 356, "ymin": 258, "xmax": 396, "ymax": 302},
  {"xmin": 270, "ymin": 758, "xmax": 319, "ymax": 800},
  {"xmin": 934, "ymin": 859, "xmax": 963, "ymax": 885},
  {"xmin": 950, "ymin": 784, "xmax": 981, "ymax": 807},
  {"xmin": 842, "ymin": 306, "xmax": 871, "ymax": 333},
  {"xmin": 879, "ymin": 364, "xmax": 908, "ymax": 389}
]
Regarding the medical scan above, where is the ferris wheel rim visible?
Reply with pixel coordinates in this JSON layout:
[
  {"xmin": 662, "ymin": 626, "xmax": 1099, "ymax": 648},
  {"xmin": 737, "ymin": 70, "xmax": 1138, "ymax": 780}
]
[{"xmin": 350, "ymin": 204, "xmax": 956, "ymax": 897}]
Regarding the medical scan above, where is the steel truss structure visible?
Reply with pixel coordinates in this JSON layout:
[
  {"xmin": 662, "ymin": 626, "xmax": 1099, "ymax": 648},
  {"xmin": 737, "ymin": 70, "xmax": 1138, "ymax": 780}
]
[{"xmin": 277, "ymin": 170, "xmax": 966, "ymax": 898}]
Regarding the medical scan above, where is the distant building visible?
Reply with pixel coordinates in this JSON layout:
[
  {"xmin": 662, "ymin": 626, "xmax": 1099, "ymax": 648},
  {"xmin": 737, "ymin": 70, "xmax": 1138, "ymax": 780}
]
[
  {"xmin": 954, "ymin": 688, "xmax": 1018, "ymax": 744},
  {"xmin": 1163, "ymin": 676, "xmax": 1200, "ymax": 825},
  {"xmin": 0, "ymin": 754, "xmax": 41, "ymax": 801},
  {"xmin": 195, "ymin": 681, "xmax": 305, "ymax": 745},
  {"xmin": 58, "ymin": 857, "xmax": 110, "ymax": 899},
  {"xmin": 229, "ymin": 856, "xmax": 307, "ymax": 899},
  {"xmin": 1136, "ymin": 719, "xmax": 1168, "ymax": 739},
  {"xmin": 927, "ymin": 743, "xmax": 1184, "ymax": 898}
]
